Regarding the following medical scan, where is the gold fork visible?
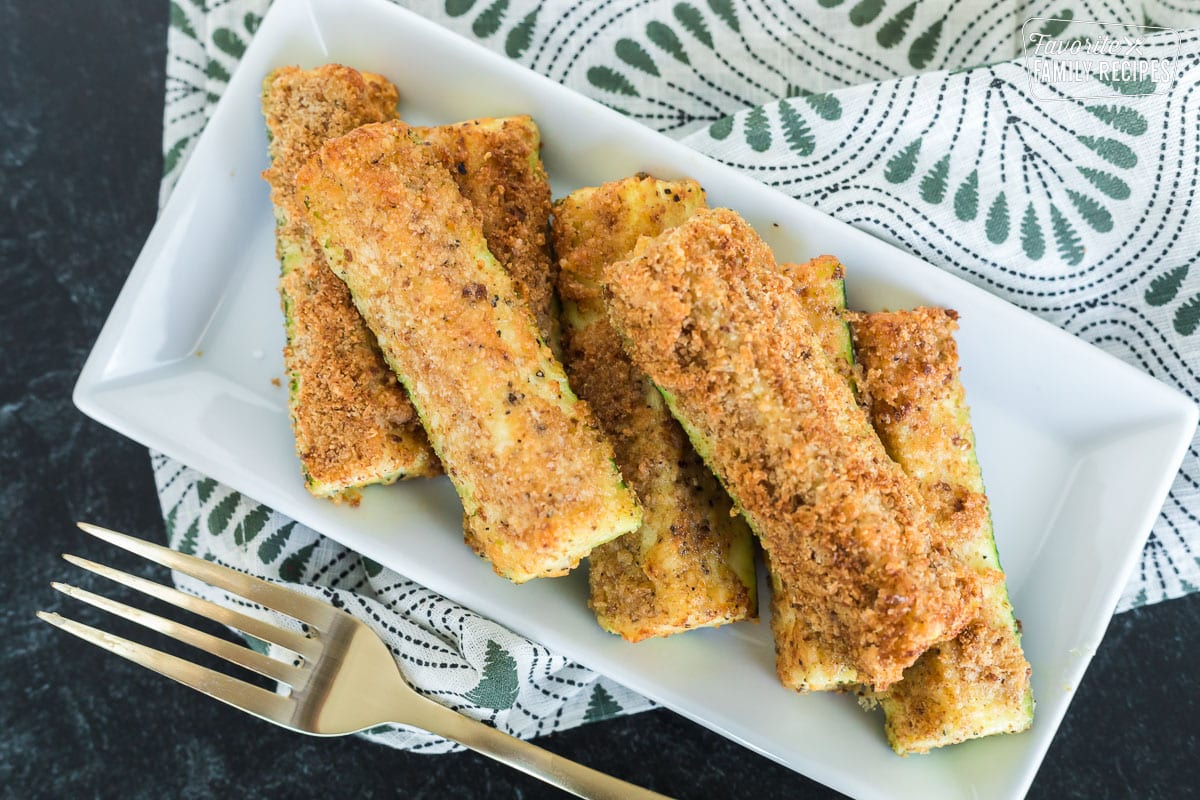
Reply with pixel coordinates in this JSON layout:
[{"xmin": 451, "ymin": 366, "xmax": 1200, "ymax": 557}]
[{"xmin": 38, "ymin": 523, "xmax": 671, "ymax": 800}]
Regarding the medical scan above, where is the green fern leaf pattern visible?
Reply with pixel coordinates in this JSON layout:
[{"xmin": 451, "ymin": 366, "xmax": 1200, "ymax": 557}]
[
  {"xmin": 242, "ymin": 635, "xmax": 271, "ymax": 656},
  {"xmin": 849, "ymin": 0, "xmax": 885, "ymax": 27},
  {"xmin": 745, "ymin": 106, "xmax": 771, "ymax": 152},
  {"xmin": 1174, "ymin": 293, "xmax": 1200, "ymax": 336},
  {"xmin": 243, "ymin": 12, "xmax": 262, "ymax": 35},
  {"xmin": 1037, "ymin": 11, "xmax": 1074, "ymax": 38},
  {"xmin": 177, "ymin": 518, "xmax": 200, "ymax": 556},
  {"xmin": 472, "ymin": 0, "xmax": 509, "ymax": 38},
  {"xmin": 583, "ymin": 683, "xmax": 624, "ymax": 723},
  {"xmin": 257, "ymin": 521, "xmax": 296, "ymax": 564},
  {"xmin": 986, "ymin": 192, "xmax": 1010, "ymax": 243},
  {"xmin": 646, "ymin": 21, "xmax": 690, "ymax": 65},
  {"xmin": 954, "ymin": 169, "xmax": 979, "ymax": 221},
  {"xmin": 445, "ymin": 0, "xmax": 476, "ymax": 17},
  {"xmin": 587, "ymin": 66, "xmax": 639, "ymax": 97},
  {"xmin": 362, "ymin": 557, "xmax": 385, "ymax": 578},
  {"xmin": 674, "ymin": 3, "xmax": 714, "ymax": 48},
  {"xmin": 707, "ymin": 0, "xmax": 740, "ymax": 32},
  {"xmin": 505, "ymin": 8, "xmax": 538, "ymax": 58},
  {"xmin": 908, "ymin": 17, "xmax": 944, "ymax": 69},
  {"xmin": 1095, "ymin": 72, "xmax": 1156, "ymax": 96},
  {"xmin": 169, "ymin": 1, "xmax": 197, "ymax": 38},
  {"xmin": 884, "ymin": 138, "xmax": 922, "ymax": 183},
  {"xmin": 919, "ymin": 154, "xmax": 950, "ymax": 203},
  {"xmin": 779, "ymin": 101, "xmax": 815, "ymax": 156},
  {"xmin": 1066, "ymin": 189, "xmax": 1113, "ymax": 232},
  {"xmin": 818, "ymin": 0, "xmax": 846, "ymax": 7},
  {"xmin": 196, "ymin": 477, "xmax": 218, "ymax": 504},
  {"xmin": 1078, "ymin": 135, "xmax": 1137, "ymax": 169},
  {"xmin": 1050, "ymin": 204, "xmax": 1084, "ymax": 266},
  {"xmin": 212, "ymin": 28, "xmax": 246, "ymax": 59},
  {"xmin": 709, "ymin": 115, "xmax": 733, "ymax": 139},
  {"xmin": 1085, "ymin": 104, "xmax": 1148, "ymax": 136},
  {"xmin": 1077, "ymin": 166, "xmax": 1131, "ymax": 200},
  {"xmin": 465, "ymin": 640, "xmax": 519, "ymax": 709},
  {"xmin": 279, "ymin": 541, "xmax": 317, "ymax": 582},
  {"xmin": 208, "ymin": 492, "xmax": 240, "ymax": 536},
  {"xmin": 616, "ymin": 38, "xmax": 660, "ymax": 76},
  {"xmin": 1021, "ymin": 203, "xmax": 1045, "ymax": 260},
  {"xmin": 802, "ymin": 91, "xmax": 842, "ymax": 121},
  {"xmin": 1145, "ymin": 264, "xmax": 1189, "ymax": 306},
  {"xmin": 205, "ymin": 59, "xmax": 231, "ymax": 82},
  {"xmin": 877, "ymin": 3, "xmax": 916, "ymax": 48},
  {"xmin": 234, "ymin": 505, "xmax": 271, "ymax": 546},
  {"xmin": 163, "ymin": 137, "xmax": 191, "ymax": 176}
]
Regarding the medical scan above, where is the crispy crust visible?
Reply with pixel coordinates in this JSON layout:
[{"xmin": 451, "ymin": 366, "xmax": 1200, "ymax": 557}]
[
  {"xmin": 297, "ymin": 120, "xmax": 641, "ymax": 582},
  {"xmin": 852, "ymin": 309, "xmax": 1033, "ymax": 753},
  {"xmin": 553, "ymin": 175, "xmax": 756, "ymax": 641},
  {"xmin": 261, "ymin": 65, "xmax": 439, "ymax": 501},
  {"xmin": 603, "ymin": 208, "xmax": 979, "ymax": 690},
  {"xmin": 418, "ymin": 117, "xmax": 559, "ymax": 355},
  {"xmin": 777, "ymin": 256, "xmax": 854, "ymax": 384}
]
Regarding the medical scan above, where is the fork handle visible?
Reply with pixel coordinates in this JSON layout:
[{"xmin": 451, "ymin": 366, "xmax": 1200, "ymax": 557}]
[{"xmin": 403, "ymin": 696, "xmax": 674, "ymax": 800}]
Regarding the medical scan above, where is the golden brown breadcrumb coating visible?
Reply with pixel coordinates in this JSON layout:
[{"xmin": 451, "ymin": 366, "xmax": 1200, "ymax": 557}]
[
  {"xmin": 296, "ymin": 120, "xmax": 641, "ymax": 582},
  {"xmin": 603, "ymin": 208, "xmax": 979, "ymax": 691},
  {"xmin": 777, "ymin": 256, "xmax": 855, "ymax": 384},
  {"xmin": 261, "ymin": 65, "xmax": 438, "ymax": 502},
  {"xmin": 852, "ymin": 308, "xmax": 1032, "ymax": 753},
  {"xmin": 418, "ymin": 117, "xmax": 559, "ymax": 356},
  {"xmin": 552, "ymin": 175, "xmax": 756, "ymax": 641}
]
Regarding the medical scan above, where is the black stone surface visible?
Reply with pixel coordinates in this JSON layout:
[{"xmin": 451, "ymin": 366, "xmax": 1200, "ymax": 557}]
[{"xmin": 3, "ymin": 2, "xmax": 1198, "ymax": 798}]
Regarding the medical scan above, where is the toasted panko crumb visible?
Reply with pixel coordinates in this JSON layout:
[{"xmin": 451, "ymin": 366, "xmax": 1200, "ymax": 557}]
[
  {"xmin": 852, "ymin": 308, "xmax": 1032, "ymax": 753},
  {"xmin": 604, "ymin": 208, "xmax": 979, "ymax": 691},
  {"xmin": 296, "ymin": 120, "xmax": 642, "ymax": 582},
  {"xmin": 419, "ymin": 117, "xmax": 560, "ymax": 355},
  {"xmin": 777, "ymin": 256, "xmax": 854, "ymax": 384},
  {"xmin": 553, "ymin": 175, "xmax": 756, "ymax": 641},
  {"xmin": 261, "ymin": 65, "xmax": 439, "ymax": 501}
]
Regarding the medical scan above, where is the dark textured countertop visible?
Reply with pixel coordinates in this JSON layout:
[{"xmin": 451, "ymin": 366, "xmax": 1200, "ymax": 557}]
[{"xmin": 3, "ymin": 2, "xmax": 1198, "ymax": 798}]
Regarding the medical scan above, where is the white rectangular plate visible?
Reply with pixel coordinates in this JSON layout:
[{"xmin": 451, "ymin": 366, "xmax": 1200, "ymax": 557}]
[{"xmin": 74, "ymin": 0, "xmax": 1197, "ymax": 798}]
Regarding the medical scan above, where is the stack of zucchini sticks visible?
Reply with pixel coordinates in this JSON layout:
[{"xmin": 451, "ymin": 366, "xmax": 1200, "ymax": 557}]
[{"xmin": 261, "ymin": 64, "xmax": 1032, "ymax": 754}]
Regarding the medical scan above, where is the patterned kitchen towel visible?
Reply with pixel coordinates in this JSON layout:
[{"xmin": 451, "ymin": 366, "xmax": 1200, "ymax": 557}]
[
  {"xmin": 156, "ymin": 0, "xmax": 1200, "ymax": 750},
  {"xmin": 152, "ymin": 453, "xmax": 649, "ymax": 752}
]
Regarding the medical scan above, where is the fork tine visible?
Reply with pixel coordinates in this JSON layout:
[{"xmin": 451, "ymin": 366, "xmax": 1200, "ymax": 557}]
[
  {"xmin": 36, "ymin": 611, "xmax": 295, "ymax": 726},
  {"xmin": 50, "ymin": 581, "xmax": 307, "ymax": 688},
  {"xmin": 76, "ymin": 522, "xmax": 338, "ymax": 629},
  {"xmin": 63, "ymin": 553, "xmax": 321, "ymax": 661}
]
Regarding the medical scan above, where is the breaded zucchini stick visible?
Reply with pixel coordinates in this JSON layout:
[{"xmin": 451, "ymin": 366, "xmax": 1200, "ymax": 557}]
[
  {"xmin": 852, "ymin": 308, "xmax": 1033, "ymax": 754},
  {"xmin": 262, "ymin": 65, "xmax": 439, "ymax": 502},
  {"xmin": 777, "ymin": 256, "xmax": 855, "ymax": 384},
  {"xmin": 417, "ymin": 117, "xmax": 560, "ymax": 355},
  {"xmin": 297, "ymin": 121, "xmax": 642, "ymax": 582},
  {"xmin": 604, "ymin": 208, "xmax": 977, "ymax": 691},
  {"xmin": 552, "ymin": 175, "xmax": 756, "ymax": 641}
]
